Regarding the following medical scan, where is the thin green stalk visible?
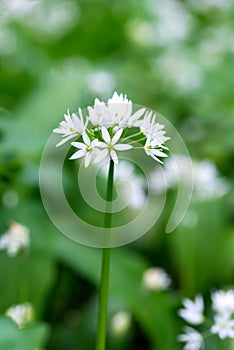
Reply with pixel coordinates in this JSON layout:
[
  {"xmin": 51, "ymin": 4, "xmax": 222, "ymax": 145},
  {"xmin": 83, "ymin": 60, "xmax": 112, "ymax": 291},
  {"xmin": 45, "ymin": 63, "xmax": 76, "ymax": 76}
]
[{"xmin": 95, "ymin": 159, "xmax": 114, "ymax": 350}]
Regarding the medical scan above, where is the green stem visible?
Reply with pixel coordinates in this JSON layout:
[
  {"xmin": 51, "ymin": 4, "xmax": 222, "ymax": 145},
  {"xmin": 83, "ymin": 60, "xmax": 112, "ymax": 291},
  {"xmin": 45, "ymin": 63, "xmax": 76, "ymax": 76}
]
[{"xmin": 95, "ymin": 159, "xmax": 114, "ymax": 350}]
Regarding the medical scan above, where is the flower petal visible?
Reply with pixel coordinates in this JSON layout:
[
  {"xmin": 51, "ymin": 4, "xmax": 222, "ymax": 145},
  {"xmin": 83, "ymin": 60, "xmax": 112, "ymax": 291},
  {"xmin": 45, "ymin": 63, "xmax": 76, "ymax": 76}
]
[
  {"xmin": 56, "ymin": 134, "xmax": 77, "ymax": 147},
  {"xmin": 151, "ymin": 149, "xmax": 168, "ymax": 158},
  {"xmin": 112, "ymin": 128, "xmax": 123, "ymax": 144},
  {"xmin": 82, "ymin": 132, "xmax": 90, "ymax": 145},
  {"xmin": 98, "ymin": 142, "xmax": 108, "ymax": 148},
  {"xmin": 91, "ymin": 138, "xmax": 100, "ymax": 147},
  {"xmin": 101, "ymin": 126, "xmax": 111, "ymax": 143},
  {"xmin": 114, "ymin": 144, "xmax": 133, "ymax": 151},
  {"xmin": 85, "ymin": 152, "xmax": 92, "ymax": 168},
  {"xmin": 71, "ymin": 142, "xmax": 86, "ymax": 150},
  {"xmin": 69, "ymin": 150, "xmax": 86, "ymax": 160},
  {"xmin": 110, "ymin": 149, "xmax": 118, "ymax": 164}
]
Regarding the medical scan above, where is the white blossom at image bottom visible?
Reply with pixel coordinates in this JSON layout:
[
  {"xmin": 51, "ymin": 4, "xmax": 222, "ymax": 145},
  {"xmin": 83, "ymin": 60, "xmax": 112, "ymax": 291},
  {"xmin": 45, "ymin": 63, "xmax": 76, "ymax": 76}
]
[
  {"xmin": 211, "ymin": 314, "xmax": 234, "ymax": 339},
  {"xmin": 178, "ymin": 327, "xmax": 203, "ymax": 350},
  {"xmin": 211, "ymin": 289, "xmax": 234, "ymax": 317}
]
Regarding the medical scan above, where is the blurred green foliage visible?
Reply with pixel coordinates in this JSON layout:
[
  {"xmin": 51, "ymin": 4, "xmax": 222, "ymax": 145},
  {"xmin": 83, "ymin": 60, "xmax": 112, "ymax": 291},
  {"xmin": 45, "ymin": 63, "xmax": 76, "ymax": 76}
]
[{"xmin": 0, "ymin": 0, "xmax": 234, "ymax": 349}]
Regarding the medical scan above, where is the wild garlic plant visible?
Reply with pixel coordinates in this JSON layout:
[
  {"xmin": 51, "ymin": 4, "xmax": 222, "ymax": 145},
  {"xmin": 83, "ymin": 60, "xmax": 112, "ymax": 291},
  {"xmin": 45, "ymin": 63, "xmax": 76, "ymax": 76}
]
[{"xmin": 53, "ymin": 92, "xmax": 170, "ymax": 350}]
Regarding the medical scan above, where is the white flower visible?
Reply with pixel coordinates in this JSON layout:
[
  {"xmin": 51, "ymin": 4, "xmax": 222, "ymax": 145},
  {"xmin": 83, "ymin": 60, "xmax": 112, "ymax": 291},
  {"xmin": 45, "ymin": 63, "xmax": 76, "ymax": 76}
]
[
  {"xmin": 96, "ymin": 126, "xmax": 133, "ymax": 165},
  {"xmin": 6, "ymin": 303, "xmax": 34, "ymax": 329},
  {"xmin": 211, "ymin": 314, "xmax": 234, "ymax": 339},
  {"xmin": 87, "ymin": 92, "xmax": 145, "ymax": 129},
  {"xmin": 144, "ymin": 137, "xmax": 168, "ymax": 164},
  {"xmin": 193, "ymin": 161, "xmax": 230, "ymax": 200},
  {"xmin": 53, "ymin": 108, "xmax": 87, "ymax": 146},
  {"xmin": 137, "ymin": 110, "xmax": 169, "ymax": 143},
  {"xmin": 178, "ymin": 327, "xmax": 203, "ymax": 350},
  {"xmin": 111, "ymin": 311, "xmax": 132, "ymax": 335},
  {"xmin": 108, "ymin": 91, "xmax": 145, "ymax": 128},
  {"xmin": 53, "ymin": 92, "xmax": 170, "ymax": 166},
  {"xmin": 70, "ymin": 132, "xmax": 100, "ymax": 168},
  {"xmin": 87, "ymin": 98, "xmax": 110, "ymax": 128},
  {"xmin": 142, "ymin": 267, "xmax": 171, "ymax": 291},
  {"xmin": 211, "ymin": 290, "xmax": 234, "ymax": 317},
  {"xmin": 0, "ymin": 222, "xmax": 30, "ymax": 256},
  {"xmin": 179, "ymin": 295, "xmax": 204, "ymax": 325}
]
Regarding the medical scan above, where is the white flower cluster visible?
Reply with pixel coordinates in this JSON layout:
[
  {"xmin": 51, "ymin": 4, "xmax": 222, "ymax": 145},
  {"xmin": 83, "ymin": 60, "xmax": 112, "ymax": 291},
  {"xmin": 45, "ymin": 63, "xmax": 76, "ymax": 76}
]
[
  {"xmin": 0, "ymin": 221, "xmax": 30, "ymax": 257},
  {"xmin": 53, "ymin": 92, "xmax": 170, "ymax": 167},
  {"xmin": 6, "ymin": 302, "xmax": 34, "ymax": 329},
  {"xmin": 178, "ymin": 290, "xmax": 234, "ymax": 350}
]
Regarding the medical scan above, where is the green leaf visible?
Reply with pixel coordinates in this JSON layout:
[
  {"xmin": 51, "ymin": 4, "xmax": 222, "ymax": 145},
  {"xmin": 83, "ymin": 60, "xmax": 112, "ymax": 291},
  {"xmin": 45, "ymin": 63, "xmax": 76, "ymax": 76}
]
[{"xmin": 0, "ymin": 317, "xmax": 49, "ymax": 350}]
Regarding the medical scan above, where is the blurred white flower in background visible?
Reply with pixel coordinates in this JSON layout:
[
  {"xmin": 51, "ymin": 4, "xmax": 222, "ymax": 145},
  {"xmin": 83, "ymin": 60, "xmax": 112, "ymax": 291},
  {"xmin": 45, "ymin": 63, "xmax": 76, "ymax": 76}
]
[
  {"xmin": 157, "ymin": 50, "xmax": 203, "ymax": 92},
  {"xmin": 111, "ymin": 311, "xmax": 132, "ymax": 336},
  {"xmin": 0, "ymin": 0, "xmax": 38, "ymax": 21},
  {"xmin": 0, "ymin": 0, "xmax": 79, "ymax": 40},
  {"xmin": 179, "ymin": 295, "xmax": 204, "ymax": 325},
  {"xmin": 150, "ymin": 155, "xmax": 230, "ymax": 201},
  {"xmin": 100, "ymin": 160, "xmax": 146, "ymax": 210},
  {"xmin": 115, "ymin": 161, "xmax": 146, "ymax": 210},
  {"xmin": 211, "ymin": 289, "xmax": 234, "ymax": 317},
  {"xmin": 86, "ymin": 71, "xmax": 116, "ymax": 97},
  {"xmin": 178, "ymin": 326, "xmax": 203, "ymax": 350},
  {"xmin": 6, "ymin": 302, "xmax": 34, "ymax": 329},
  {"xmin": 142, "ymin": 267, "xmax": 171, "ymax": 291},
  {"xmin": 199, "ymin": 27, "xmax": 234, "ymax": 67},
  {"xmin": 187, "ymin": 0, "xmax": 231, "ymax": 11},
  {"xmin": 147, "ymin": 0, "xmax": 192, "ymax": 45},
  {"xmin": 127, "ymin": 0, "xmax": 192, "ymax": 47},
  {"xmin": 0, "ymin": 221, "xmax": 30, "ymax": 256}
]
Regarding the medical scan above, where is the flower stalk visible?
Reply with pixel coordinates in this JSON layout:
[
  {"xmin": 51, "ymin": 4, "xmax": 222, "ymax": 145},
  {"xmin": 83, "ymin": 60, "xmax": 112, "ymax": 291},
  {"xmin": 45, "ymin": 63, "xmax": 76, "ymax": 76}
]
[{"xmin": 95, "ymin": 159, "xmax": 114, "ymax": 350}]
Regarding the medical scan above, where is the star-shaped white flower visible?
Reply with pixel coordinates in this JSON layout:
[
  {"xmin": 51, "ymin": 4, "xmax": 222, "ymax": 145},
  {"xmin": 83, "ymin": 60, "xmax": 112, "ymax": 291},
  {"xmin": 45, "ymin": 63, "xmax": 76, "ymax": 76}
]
[
  {"xmin": 178, "ymin": 327, "xmax": 203, "ymax": 350},
  {"xmin": 137, "ymin": 110, "xmax": 170, "ymax": 143},
  {"xmin": 53, "ymin": 108, "xmax": 87, "ymax": 147},
  {"xmin": 87, "ymin": 98, "xmax": 110, "ymax": 128},
  {"xmin": 178, "ymin": 295, "xmax": 204, "ymax": 325},
  {"xmin": 95, "ymin": 126, "xmax": 133, "ymax": 165},
  {"xmin": 108, "ymin": 92, "xmax": 145, "ymax": 128},
  {"xmin": 211, "ymin": 314, "xmax": 234, "ymax": 339},
  {"xmin": 70, "ymin": 132, "xmax": 99, "ymax": 168},
  {"xmin": 144, "ymin": 137, "xmax": 168, "ymax": 164}
]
